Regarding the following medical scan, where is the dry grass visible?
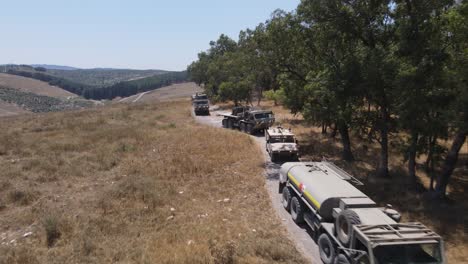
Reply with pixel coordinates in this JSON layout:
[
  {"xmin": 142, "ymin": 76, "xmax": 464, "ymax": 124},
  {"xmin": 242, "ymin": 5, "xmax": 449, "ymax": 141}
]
[
  {"xmin": 254, "ymin": 100, "xmax": 467, "ymax": 263},
  {"xmin": 0, "ymin": 100, "xmax": 305, "ymax": 264}
]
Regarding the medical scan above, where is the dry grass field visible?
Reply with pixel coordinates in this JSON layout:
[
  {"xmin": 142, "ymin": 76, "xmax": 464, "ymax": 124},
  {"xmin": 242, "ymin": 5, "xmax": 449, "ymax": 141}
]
[
  {"xmin": 0, "ymin": 100, "xmax": 305, "ymax": 264},
  {"xmin": 0, "ymin": 100, "xmax": 28, "ymax": 117},
  {"xmin": 0, "ymin": 73, "xmax": 76, "ymax": 99},
  {"xmin": 248, "ymin": 100, "xmax": 467, "ymax": 263}
]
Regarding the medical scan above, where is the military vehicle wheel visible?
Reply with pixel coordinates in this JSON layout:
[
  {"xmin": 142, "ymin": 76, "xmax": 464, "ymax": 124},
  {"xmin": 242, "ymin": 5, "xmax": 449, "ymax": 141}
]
[
  {"xmin": 318, "ymin": 233, "xmax": 336, "ymax": 264},
  {"xmin": 281, "ymin": 186, "xmax": 291, "ymax": 211},
  {"xmin": 335, "ymin": 210, "xmax": 361, "ymax": 246},
  {"xmin": 334, "ymin": 254, "xmax": 350, "ymax": 264},
  {"xmin": 222, "ymin": 119, "xmax": 227, "ymax": 128},
  {"xmin": 270, "ymin": 153, "xmax": 276, "ymax": 162},
  {"xmin": 240, "ymin": 123, "xmax": 246, "ymax": 132},
  {"xmin": 246, "ymin": 124, "xmax": 254, "ymax": 134},
  {"xmin": 228, "ymin": 119, "xmax": 234, "ymax": 129},
  {"xmin": 290, "ymin": 196, "xmax": 304, "ymax": 224}
]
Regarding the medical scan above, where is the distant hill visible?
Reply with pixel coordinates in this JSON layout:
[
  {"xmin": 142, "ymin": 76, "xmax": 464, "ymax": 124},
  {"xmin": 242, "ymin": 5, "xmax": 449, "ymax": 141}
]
[
  {"xmin": 2, "ymin": 65, "xmax": 189, "ymax": 100},
  {"xmin": 46, "ymin": 68, "xmax": 169, "ymax": 87},
  {"xmin": 0, "ymin": 73, "xmax": 76, "ymax": 99},
  {"xmin": 30, "ymin": 64, "xmax": 79, "ymax": 71}
]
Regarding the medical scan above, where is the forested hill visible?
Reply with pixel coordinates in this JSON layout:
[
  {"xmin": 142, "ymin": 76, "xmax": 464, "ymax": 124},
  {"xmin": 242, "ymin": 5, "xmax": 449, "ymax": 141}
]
[{"xmin": 3, "ymin": 65, "xmax": 188, "ymax": 100}]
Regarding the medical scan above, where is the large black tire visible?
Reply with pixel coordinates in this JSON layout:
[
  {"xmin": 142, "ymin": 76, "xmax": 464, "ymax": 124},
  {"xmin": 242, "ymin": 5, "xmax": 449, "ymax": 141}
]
[
  {"xmin": 222, "ymin": 119, "xmax": 227, "ymax": 128},
  {"xmin": 335, "ymin": 210, "xmax": 361, "ymax": 246},
  {"xmin": 240, "ymin": 123, "xmax": 246, "ymax": 133},
  {"xmin": 246, "ymin": 124, "xmax": 254, "ymax": 134},
  {"xmin": 281, "ymin": 186, "xmax": 291, "ymax": 211},
  {"xmin": 290, "ymin": 196, "xmax": 304, "ymax": 224},
  {"xmin": 228, "ymin": 119, "xmax": 234, "ymax": 129},
  {"xmin": 318, "ymin": 233, "xmax": 336, "ymax": 264},
  {"xmin": 270, "ymin": 153, "xmax": 277, "ymax": 162},
  {"xmin": 334, "ymin": 254, "xmax": 351, "ymax": 264}
]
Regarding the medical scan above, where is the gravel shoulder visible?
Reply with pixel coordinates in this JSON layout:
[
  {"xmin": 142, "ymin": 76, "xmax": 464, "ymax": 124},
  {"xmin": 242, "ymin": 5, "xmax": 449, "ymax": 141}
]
[{"xmin": 194, "ymin": 106, "xmax": 321, "ymax": 264}]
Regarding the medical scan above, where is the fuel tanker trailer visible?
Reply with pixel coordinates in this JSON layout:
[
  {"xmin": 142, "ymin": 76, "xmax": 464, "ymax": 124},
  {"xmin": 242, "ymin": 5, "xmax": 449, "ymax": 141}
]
[{"xmin": 279, "ymin": 161, "xmax": 446, "ymax": 264}]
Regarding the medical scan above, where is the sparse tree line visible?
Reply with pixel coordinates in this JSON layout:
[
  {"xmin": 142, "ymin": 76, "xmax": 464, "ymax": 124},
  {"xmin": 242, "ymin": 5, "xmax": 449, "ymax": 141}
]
[
  {"xmin": 6, "ymin": 69, "xmax": 188, "ymax": 100},
  {"xmin": 188, "ymin": 0, "xmax": 467, "ymax": 198}
]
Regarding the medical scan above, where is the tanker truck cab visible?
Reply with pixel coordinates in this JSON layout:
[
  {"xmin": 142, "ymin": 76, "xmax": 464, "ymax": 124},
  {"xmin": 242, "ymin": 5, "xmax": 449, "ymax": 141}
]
[{"xmin": 278, "ymin": 162, "xmax": 446, "ymax": 264}]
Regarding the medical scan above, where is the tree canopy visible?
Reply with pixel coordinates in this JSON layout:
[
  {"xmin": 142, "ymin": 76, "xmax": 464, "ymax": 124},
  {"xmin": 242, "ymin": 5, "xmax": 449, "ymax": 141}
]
[{"xmin": 188, "ymin": 0, "xmax": 467, "ymax": 197}]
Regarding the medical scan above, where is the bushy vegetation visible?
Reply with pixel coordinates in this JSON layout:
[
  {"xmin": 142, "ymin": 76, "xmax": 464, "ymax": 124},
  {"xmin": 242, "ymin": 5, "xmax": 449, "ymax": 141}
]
[
  {"xmin": 3, "ymin": 65, "xmax": 188, "ymax": 100},
  {"xmin": 188, "ymin": 0, "xmax": 467, "ymax": 198}
]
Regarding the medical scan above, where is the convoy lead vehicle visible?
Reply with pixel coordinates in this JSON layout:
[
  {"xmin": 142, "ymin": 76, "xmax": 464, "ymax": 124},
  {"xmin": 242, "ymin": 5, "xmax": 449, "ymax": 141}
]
[
  {"xmin": 221, "ymin": 106, "xmax": 275, "ymax": 134},
  {"xmin": 279, "ymin": 161, "xmax": 445, "ymax": 264},
  {"xmin": 193, "ymin": 99, "xmax": 210, "ymax": 115},
  {"xmin": 265, "ymin": 127, "xmax": 299, "ymax": 162}
]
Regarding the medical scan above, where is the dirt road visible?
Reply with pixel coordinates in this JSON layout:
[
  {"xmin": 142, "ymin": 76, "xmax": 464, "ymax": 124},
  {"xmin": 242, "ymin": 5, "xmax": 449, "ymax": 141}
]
[{"xmin": 194, "ymin": 106, "xmax": 321, "ymax": 264}]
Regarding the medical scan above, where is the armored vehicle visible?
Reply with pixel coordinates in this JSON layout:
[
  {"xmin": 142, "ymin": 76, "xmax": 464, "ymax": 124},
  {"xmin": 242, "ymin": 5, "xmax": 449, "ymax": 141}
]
[
  {"xmin": 220, "ymin": 106, "xmax": 275, "ymax": 134},
  {"xmin": 279, "ymin": 161, "xmax": 445, "ymax": 264},
  {"xmin": 193, "ymin": 99, "xmax": 210, "ymax": 115},
  {"xmin": 265, "ymin": 127, "xmax": 299, "ymax": 162},
  {"xmin": 191, "ymin": 92, "xmax": 208, "ymax": 101}
]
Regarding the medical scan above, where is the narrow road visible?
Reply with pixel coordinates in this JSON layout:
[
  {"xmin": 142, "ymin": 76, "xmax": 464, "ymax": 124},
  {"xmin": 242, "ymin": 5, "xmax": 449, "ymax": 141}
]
[
  {"xmin": 194, "ymin": 106, "xmax": 321, "ymax": 264},
  {"xmin": 132, "ymin": 91, "xmax": 150, "ymax": 103}
]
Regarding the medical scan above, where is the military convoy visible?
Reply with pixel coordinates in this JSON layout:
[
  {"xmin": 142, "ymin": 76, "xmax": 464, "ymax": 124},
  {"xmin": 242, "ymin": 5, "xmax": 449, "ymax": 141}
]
[
  {"xmin": 279, "ymin": 161, "xmax": 445, "ymax": 264},
  {"xmin": 265, "ymin": 127, "xmax": 299, "ymax": 162},
  {"xmin": 220, "ymin": 106, "xmax": 275, "ymax": 134},
  {"xmin": 191, "ymin": 93, "xmax": 446, "ymax": 263}
]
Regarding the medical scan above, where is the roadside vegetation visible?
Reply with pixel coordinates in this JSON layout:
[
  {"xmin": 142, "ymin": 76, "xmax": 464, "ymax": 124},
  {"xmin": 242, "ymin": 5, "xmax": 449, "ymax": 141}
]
[
  {"xmin": 0, "ymin": 101, "xmax": 305, "ymax": 264},
  {"xmin": 188, "ymin": 0, "xmax": 467, "ymax": 199}
]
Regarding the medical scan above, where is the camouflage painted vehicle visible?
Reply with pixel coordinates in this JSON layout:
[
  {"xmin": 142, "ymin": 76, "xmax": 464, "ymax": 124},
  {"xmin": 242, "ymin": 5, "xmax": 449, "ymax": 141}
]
[
  {"xmin": 265, "ymin": 127, "xmax": 299, "ymax": 162},
  {"xmin": 192, "ymin": 99, "xmax": 210, "ymax": 115},
  {"xmin": 221, "ymin": 106, "xmax": 275, "ymax": 134}
]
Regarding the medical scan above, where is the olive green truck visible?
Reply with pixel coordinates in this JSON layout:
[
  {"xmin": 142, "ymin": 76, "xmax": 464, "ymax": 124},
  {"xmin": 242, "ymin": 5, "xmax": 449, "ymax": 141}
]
[{"xmin": 279, "ymin": 161, "xmax": 445, "ymax": 264}]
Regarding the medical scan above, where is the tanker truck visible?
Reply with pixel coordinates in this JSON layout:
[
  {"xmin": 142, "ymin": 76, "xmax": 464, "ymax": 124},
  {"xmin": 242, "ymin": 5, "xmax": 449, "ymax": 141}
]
[{"xmin": 279, "ymin": 161, "xmax": 445, "ymax": 264}]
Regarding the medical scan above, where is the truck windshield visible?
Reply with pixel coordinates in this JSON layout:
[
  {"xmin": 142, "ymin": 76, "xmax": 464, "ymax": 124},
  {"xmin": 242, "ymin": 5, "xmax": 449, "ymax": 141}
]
[
  {"xmin": 194, "ymin": 101, "xmax": 208, "ymax": 105},
  {"xmin": 195, "ymin": 95, "xmax": 208, "ymax": 100},
  {"xmin": 255, "ymin": 112, "xmax": 273, "ymax": 119},
  {"xmin": 374, "ymin": 243, "xmax": 442, "ymax": 264},
  {"xmin": 270, "ymin": 136, "xmax": 295, "ymax": 143}
]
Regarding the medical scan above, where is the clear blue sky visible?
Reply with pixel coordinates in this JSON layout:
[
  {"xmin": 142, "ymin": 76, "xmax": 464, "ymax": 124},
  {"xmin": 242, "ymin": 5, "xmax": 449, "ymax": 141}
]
[{"xmin": 0, "ymin": 0, "xmax": 299, "ymax": 71}]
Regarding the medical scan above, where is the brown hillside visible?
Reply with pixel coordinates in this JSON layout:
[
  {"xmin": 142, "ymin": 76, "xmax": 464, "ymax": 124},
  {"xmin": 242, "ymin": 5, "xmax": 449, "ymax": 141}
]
[{"xmin": 0, "ymin": 73, "xmax": 76, "ymax": 99}]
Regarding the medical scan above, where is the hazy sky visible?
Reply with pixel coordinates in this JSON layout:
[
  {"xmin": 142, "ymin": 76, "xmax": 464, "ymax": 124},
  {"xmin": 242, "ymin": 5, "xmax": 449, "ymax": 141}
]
[{"xmin": 0, "ymin": 0, "xmax": 299, "ymax": 71}]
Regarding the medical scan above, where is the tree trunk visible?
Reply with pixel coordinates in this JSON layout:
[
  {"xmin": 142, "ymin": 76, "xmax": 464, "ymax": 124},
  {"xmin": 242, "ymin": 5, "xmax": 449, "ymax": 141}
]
[
  {"xmin": 377, "ymin": 109, "xmax": 389, "ymax": 177},
  {"xmin": 434, "ymin": 129, "xmax": 467, "ymax": 198},
  {"xmin": 425, "ymin": 135, "xmax": 436, "ymax": 172},
  {"xmin": 408, "ymin": 131, "xmax": 419, "ymax": 184},
  {"xmin": 330, "ymin": 123, "xmax": 338, "ymax": 139},
  {"xmin": 429, "ymin": 157, "xmax": 435, "ymax": 191},
  {"xmin": 321, "ymin": 122, "xmax": 327, "ymax": 134},
  {"xmin": 338, "ymin": 121, "xmax": 354, "ymax": 162}
]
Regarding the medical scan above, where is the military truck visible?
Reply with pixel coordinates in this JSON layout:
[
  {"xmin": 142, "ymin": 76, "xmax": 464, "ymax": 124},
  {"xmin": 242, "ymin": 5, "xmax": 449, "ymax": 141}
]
[
  {"xmin": 265, "ymin": 127, "xmax": 299, "ymax": 162},
  {"xmin": 279, "ymin": 161, "xmax": 445, "ymax": 264},
  {"xmin": 191, "ymin": 92, "xmax": 208, "ymax": 101},
  {"xmin": 220, "ymin": 106, "xmax": 275, "ymax": 134},
  {"xmin": 193, "ymin": 99, "xmax": 210, "ymax": 115}
]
